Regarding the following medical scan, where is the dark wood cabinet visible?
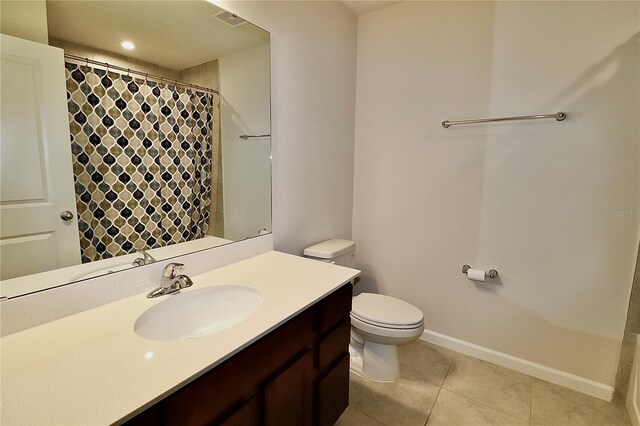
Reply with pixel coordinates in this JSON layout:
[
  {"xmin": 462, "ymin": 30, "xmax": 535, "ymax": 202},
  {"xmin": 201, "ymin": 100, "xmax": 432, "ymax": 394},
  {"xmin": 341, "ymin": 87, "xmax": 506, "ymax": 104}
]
[
  {"xmin": 264, "ymin": 350, "xmax": 313, "ymax": 426},
  {"xmin": 124, "ymin": 283, "xmax": 352, "ymax": 426},
  {"xmin": 219, "ymin": 396, "xmax": 259, "ymax": 426}
]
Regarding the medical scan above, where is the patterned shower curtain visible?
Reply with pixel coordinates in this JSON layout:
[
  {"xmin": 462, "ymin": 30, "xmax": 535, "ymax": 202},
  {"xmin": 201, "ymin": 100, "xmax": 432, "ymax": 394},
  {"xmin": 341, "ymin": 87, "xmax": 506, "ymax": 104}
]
[{"xmin": 65, "ymin": 63, "xmax": 214, "ymax": 263}]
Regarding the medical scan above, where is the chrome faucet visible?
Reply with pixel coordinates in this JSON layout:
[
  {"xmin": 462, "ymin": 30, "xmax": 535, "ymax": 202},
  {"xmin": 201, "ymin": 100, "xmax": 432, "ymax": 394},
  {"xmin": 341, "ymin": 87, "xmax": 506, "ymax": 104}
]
[
  {"xmin": 132, "ymin": 250, "xmax": 156, "ymax": 266},
  {"xmin": 146, "ymin": 263, "xmax": 193, "ymax": 298}
]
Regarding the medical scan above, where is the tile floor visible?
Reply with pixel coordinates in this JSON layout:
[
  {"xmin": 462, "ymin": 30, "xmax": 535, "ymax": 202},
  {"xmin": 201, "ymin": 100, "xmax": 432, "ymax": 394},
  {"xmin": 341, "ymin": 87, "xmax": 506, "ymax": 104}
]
[{"xmin": 336, "ymin": 340, "xmax": 631, "ymax": 426}]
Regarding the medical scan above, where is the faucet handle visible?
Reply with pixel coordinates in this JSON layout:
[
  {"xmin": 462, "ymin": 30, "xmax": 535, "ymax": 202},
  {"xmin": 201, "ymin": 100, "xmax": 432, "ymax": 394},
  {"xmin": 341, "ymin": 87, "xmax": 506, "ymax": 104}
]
[{"xmin": 163, "ymin": 262, "xmax": 185, "ymax": 278}]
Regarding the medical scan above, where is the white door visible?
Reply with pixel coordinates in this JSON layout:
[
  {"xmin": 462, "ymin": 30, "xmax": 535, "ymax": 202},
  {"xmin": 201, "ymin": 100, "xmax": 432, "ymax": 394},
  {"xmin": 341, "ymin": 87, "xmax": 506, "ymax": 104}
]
[{"xmin": 0, "ymin": 34, "xmax": 81, "ymax": 280}]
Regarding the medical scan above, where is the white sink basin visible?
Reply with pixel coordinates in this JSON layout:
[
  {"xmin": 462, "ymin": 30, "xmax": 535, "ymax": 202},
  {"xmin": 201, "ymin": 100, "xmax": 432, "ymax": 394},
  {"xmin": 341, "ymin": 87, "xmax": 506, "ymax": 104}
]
[{"xmin": 134, "ymin": 285, "xmax": 263, "ymax": 341}]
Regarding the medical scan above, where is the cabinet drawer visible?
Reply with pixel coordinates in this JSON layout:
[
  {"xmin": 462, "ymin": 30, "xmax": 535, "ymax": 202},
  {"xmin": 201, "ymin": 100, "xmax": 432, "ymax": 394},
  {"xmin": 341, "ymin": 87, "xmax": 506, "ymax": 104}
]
[
  {"xmin": 316, "ymin": 354, "xmax": 350, "ymax": 426},
  {"xmin": 317, "ymin": 284, "xmax": 352, "ymax": 334},
  {"xmin": 317, "ymin": 319, "xmax": 350, "ymax": 373}
]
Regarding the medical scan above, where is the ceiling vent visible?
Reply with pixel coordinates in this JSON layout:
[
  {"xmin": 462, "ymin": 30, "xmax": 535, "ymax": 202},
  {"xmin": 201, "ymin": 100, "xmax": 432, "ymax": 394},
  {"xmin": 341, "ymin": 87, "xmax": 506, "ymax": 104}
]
[{"xmin": 212, "ymin": 10, "xmax": 247, "ymax": 28}]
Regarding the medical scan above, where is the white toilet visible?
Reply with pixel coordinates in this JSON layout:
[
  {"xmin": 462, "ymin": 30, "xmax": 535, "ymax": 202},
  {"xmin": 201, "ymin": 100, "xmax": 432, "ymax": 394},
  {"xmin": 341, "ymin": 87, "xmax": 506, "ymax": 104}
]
[{"xmin": 304, "ymin": 239, "xmax": 424, "ymax": 382}]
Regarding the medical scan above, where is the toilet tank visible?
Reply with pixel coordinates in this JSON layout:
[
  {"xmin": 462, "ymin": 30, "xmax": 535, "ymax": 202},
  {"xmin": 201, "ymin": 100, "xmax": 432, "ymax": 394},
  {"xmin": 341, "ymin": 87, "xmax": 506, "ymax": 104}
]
[{"xmin": 303, "ymin": 239, "xmax": 356, "ymax": 268}]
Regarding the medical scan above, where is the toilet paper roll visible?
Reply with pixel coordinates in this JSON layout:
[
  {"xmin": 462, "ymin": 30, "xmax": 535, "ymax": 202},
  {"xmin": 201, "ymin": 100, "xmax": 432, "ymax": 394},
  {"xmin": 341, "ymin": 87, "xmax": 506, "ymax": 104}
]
[{"xmin": 466, "ymin": 268, "xmax": 486, "ymax": 282}]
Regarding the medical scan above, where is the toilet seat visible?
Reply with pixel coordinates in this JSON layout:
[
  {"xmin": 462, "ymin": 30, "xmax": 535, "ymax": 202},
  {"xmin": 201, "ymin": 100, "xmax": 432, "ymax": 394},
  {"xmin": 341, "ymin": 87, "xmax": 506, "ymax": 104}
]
[
  {"xmin": 351, "ymin": 293, "xmax": 423, "ymax": 329},
  {"xmin": 351, "ymin": 314, "xmax": 424, "ymax": 340},
  {"xmin": 350, "ymin": 312, "xmax": 423, "ymax": 330}
]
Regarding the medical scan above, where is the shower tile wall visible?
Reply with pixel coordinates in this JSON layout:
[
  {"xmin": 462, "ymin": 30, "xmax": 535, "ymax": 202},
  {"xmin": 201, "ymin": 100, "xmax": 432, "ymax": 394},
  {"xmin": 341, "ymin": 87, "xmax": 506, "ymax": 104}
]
[{"xmin": 179, "ymin": 60, "xmax": 224, "ymax": 239}]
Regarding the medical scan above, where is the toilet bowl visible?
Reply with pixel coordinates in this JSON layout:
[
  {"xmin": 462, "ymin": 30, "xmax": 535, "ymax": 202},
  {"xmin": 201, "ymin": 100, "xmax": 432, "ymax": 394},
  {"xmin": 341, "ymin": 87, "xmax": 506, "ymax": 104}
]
[
  {"xmin": 349, "ymin": 292, "xmax": 424, "ymax": 381},
  {"xmin": 304, "ymin": 239, "xmax": 424, "ymax": 382}
]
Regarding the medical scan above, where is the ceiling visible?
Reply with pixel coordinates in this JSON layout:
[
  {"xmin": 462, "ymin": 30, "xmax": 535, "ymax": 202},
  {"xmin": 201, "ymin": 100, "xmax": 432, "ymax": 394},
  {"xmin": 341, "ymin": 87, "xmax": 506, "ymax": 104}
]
[
  {"xmin": 46, "ymin": 1, "xmax": 270, "ymax": 70},
  {"xmin": 342, "ymin": 1, "xmax": 403, "ymax": 16}
]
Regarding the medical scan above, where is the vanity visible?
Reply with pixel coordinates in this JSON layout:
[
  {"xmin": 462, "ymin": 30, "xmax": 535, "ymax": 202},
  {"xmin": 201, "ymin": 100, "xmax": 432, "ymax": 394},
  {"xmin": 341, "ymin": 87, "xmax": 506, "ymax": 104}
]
[
  {"xmin": 0, "ymin": 251, "xmax": 359, "ymax": 425},
  {"xmin": 128, "ymin": 278, "xmax": 352, "ymax": 426}
]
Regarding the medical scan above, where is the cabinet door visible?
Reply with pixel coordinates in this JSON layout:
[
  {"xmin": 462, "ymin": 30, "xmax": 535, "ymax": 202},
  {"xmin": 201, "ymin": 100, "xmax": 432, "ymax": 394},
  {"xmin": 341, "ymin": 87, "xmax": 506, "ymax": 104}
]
[
  {"xmin": 219, "ymin": 396, "xmax": 259, "ymax": 426},
  {"xmin": 264, "ymin": 351, "xmax": 313, "ymax": 426},
  {"xmin": 317, "ymin": 354, "xmax": 350, "ymax": 426}
]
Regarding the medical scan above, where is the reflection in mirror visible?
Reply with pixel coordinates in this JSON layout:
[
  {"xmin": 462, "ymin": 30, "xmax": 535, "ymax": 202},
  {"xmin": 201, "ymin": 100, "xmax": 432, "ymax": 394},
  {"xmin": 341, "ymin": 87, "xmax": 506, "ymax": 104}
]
[{"xmin": 0, "ymin": 1, "xmax": 271, "ymax": 298}]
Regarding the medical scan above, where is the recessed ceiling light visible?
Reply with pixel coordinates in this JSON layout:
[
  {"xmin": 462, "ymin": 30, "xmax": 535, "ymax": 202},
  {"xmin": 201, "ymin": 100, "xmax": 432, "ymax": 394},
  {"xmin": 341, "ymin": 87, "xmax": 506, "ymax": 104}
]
[{"xmin": 120, "ymin": 41, "xmax": 135, "ymax": 50}]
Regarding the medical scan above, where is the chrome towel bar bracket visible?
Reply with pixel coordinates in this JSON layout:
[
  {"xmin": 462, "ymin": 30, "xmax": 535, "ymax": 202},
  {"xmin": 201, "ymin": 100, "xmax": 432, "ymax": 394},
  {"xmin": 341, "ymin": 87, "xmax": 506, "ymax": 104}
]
[{"xmin": 442, "ymin": 112, "xmax": 566, "ymax": 129}]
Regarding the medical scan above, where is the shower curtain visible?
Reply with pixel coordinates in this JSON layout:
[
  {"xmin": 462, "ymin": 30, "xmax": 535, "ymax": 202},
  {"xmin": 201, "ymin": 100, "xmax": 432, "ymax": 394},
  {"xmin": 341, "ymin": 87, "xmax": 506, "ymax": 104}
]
[{"xmin": 65, "ymin": 62, "xmax": 214, "ymax": 263}]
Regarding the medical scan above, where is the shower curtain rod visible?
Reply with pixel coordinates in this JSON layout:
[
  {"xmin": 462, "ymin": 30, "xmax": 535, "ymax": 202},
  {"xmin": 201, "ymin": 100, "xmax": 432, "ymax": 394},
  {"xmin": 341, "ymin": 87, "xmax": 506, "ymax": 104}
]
[{"xmin": 64, "ymin": 54, "xmax": 219, "ymax": 95}]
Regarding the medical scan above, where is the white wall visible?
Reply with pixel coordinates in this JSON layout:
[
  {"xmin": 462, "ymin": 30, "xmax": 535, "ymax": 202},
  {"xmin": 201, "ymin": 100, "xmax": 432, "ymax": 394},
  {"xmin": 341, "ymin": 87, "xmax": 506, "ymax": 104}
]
[
  {"xmin": 214, "ymin": 0, "xmax": 358, "ymax": 255},
  {"xmin": 219, "ymin": 44, "xmax": 272, "ymax": 240},
  {"xmin": 0, "ymin": 0, "xmax": 48, "ymax": 44},
  {"xmin": 353, "ymin": 1, "xmax": 640, "ymax": 386}
]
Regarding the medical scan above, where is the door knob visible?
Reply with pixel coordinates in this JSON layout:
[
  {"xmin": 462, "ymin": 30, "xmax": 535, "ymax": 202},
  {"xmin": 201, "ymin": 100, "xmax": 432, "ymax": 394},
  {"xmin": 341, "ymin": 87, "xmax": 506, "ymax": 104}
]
[{"xmin": 60, "ymin": 211, "xmax": 74, "ymax": 221}]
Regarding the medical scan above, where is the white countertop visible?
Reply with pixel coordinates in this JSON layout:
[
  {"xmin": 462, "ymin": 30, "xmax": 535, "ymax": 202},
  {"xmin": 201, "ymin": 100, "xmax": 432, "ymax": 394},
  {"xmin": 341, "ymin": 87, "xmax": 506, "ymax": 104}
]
[{"xmin": 0, "ymin": 251, "xmax": 359, "ymax": 425}]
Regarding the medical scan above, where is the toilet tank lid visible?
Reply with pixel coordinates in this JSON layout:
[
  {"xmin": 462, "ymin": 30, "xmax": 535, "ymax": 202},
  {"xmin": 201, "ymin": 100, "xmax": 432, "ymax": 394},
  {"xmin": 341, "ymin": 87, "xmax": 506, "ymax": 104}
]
[{"xmin": 303, "ymin": 239, "xmax": 355, "ymax": 259}]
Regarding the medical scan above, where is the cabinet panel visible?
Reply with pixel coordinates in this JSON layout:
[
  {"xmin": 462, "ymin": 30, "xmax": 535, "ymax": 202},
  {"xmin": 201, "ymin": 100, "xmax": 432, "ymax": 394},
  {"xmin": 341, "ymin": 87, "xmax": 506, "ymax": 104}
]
[
  {"xmin": 264, "ymin": 351, "xmax": 313, "ymax": 426},
  {"xmin": 317, "ymin": 319, "xmax": 350, "ymax": 373},
  {"xmin": 219, "ymin": 396, "xmax": 259, "ymax": 426},
  {"xmin": 318, "ymin": 284, "xmax": 352, "ymax": 334},
  {"xmin": 317, "ymin": 354, "xmax": 350, "ymax": 426}
]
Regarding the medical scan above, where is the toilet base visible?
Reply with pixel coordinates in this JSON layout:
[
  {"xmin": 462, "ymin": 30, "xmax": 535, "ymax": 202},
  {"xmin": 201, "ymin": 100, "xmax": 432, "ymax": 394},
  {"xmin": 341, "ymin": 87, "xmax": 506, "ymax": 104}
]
[{"xmin": 349, "ymin": 338, "xmax": 400, "ymax": 382}]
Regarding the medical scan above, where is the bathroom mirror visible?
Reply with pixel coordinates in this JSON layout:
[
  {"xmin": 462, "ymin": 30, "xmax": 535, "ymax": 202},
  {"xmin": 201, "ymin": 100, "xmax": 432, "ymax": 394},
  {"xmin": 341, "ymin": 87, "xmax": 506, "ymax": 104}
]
[{"xmin": 0, "ymin": 1, "xmax": 271, "ymax": 298}]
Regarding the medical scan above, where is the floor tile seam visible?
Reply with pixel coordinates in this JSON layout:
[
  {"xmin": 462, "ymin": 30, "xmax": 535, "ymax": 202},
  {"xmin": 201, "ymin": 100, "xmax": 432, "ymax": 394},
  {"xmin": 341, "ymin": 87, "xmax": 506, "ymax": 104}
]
[
  {"xmin": 348, "ymin": 399, "xmax": 385, "ymax": 426},
  {"xmin": 531, "ymin": 377, "xmax": 631, "ymax": 411},
  {"xmin": 439, "ymin": 351, "xmax": 457, "ymax": 386},
  {"xmin": 438, "ymin": 385, "xmax": 532, "ymax": 424},
  {"xmin": 445, "ymin": 346, "xmax": 537, "ymax": 381},
  {"xmin": 444, "ymin": 348, "xmax": 536, "ymax": 423},
  {"xmin": 356, "ymin": 407, "xmax": 385, "ymax": 426},
  {"xmin": 356, "ymin": 374, "xmax": 442, "ymax": 425},
  {"xmin": 528, "ymin": 392, "xmax": 632, "ymax": 426},
  {"xmin": 423, "ymin": 383, "xmax": 444, "ymax": 426},
  {"xmin": 402, "ymin": 370, "xmax": 449, "ymax": 390}
]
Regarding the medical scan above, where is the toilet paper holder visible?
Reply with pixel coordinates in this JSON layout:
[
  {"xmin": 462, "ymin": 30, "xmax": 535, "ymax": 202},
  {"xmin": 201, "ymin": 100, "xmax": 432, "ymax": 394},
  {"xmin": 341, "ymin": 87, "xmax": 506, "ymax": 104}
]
[{"xmin": 462, "ymin": 264, "xmax": 498, "ymax": 279}]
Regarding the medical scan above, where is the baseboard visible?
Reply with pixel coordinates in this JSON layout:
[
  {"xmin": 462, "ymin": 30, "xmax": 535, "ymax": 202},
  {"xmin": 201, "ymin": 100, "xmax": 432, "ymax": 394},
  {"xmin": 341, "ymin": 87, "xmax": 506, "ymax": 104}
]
[
  {"xmin": 627, "ymin": 336, "xmax": 640, "ymax": 426},
  {"xmin": 421, "ymin": 329, "xmax": 613, "ymax": 401}
]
